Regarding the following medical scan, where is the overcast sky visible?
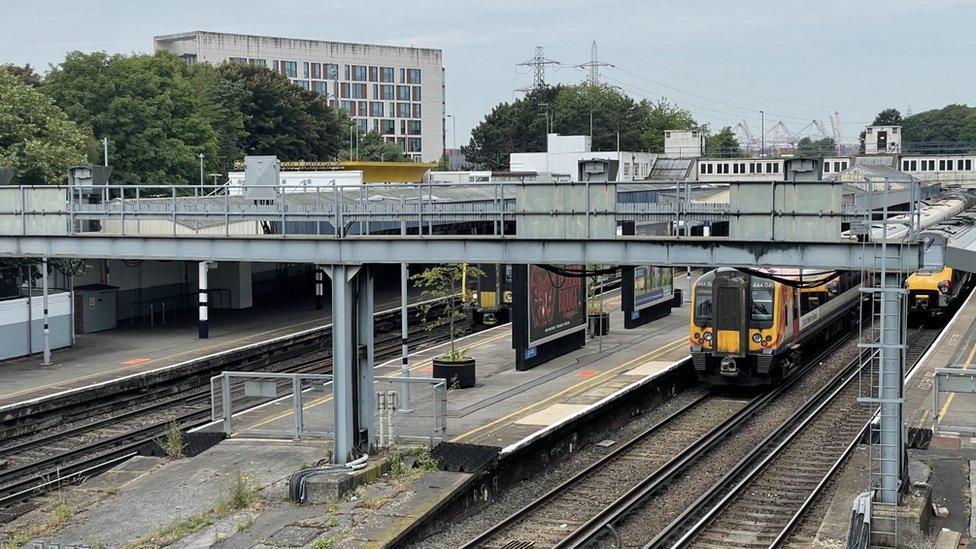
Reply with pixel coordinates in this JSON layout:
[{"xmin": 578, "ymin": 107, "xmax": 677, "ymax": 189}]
[{"xmin": 3, "ymin": 0, "xmax": 974, "ymax": 148}]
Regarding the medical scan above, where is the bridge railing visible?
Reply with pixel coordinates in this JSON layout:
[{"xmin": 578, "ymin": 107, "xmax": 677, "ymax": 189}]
[{"xmin": 0, "ymin": 181, "xmax": 869, "ymax": 240}]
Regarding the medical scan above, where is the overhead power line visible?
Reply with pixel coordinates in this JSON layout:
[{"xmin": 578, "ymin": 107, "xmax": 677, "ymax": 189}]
[
  {"xmin": 577, "ymin": 41, "xmax": 613, "ymax": 86},
  {"xmin": 516, "ymin": 46, "xmax": 560, "ymax": 93}
]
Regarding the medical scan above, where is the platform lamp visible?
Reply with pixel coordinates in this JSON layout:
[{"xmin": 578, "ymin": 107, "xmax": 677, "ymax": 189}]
[{"xmin": 198, "ymin": 153, "xmax": 205, "ymax": 186}]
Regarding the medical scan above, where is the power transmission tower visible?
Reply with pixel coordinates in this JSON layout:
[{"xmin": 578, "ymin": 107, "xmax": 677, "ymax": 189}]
[
  {"xmin": 577, "ymin": 41, "xmax": 613, "ymax": 85},
  {"xmin": 517, "ymin": 46, "xmax": 560, "ymax": 93}
]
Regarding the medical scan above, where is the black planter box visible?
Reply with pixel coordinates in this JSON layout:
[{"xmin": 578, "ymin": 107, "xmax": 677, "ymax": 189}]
[
  {"xmin": 432, "ymin": 357, "xmax": 476, "ymax": 389},
  {"xmin": 588, "ymin": 312, "xmax": 611, "ymax": 337}
]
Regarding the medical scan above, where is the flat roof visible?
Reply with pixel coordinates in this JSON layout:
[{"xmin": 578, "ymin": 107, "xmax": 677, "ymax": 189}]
[{"xmin": 154, "ymin": 30, "xmax": 442, "ymax": 55}]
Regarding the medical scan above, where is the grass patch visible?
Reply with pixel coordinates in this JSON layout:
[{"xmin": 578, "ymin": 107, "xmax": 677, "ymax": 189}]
[
  {"xmin": 128, "ymin": 468, "xmax": 260, "ymax": 547},
  {"xmin": 356, "ymin": 494, "xmax": 393, "ymax": 510},
  {"xmin": 310, "ymin": 537, "xmax": 339, "ymax": 549},
  {"xmin": 327, "ymin": 501, "xmax": 340, "ymax": 515},
  {"xmin": 158, "ymin": 422, "xmax": 185, "ymax": 459}
]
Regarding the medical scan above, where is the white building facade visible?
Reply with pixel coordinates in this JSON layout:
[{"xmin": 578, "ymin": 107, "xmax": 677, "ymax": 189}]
[
  {"xmin": 509, "ymin": 134, "xmax": 657, "ymax": 181},
  {"xmin": 154, "ymin": 31, "xmax": 445, "ymax": 162}
]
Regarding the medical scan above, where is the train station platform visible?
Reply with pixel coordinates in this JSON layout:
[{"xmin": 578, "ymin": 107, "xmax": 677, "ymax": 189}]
[
  {"xmin": 226, "ymin": 287, "xmax": 693, "ymax": 447},
  {"xmin": 0, "ymin": 281, "xmax": 422, "ymax": 409}
]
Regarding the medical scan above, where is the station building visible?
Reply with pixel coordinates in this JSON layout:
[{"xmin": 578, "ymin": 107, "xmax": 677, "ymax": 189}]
[{"xmin": 154, "ymin": 31, "xmax": 445, "ymax": 162}]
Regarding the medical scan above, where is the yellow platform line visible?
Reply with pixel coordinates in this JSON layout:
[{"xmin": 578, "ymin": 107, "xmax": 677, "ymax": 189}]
[
  {"xmin": 238, "ymin": 326, "xmax": 515, "ymax": 432},
  {"xmin": 936, "ymin": 338, "xmax": 976, "ymax": 423},
  {"xmin": 451, "ymin": 336, "xmax": 689, "ymax": 443}
]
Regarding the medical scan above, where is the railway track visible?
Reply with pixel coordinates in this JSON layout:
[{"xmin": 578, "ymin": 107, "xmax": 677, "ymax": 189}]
[
  {"xmin": 647, "ymin": 327, "xmax": 941, "ymax": 549},
  {"xmin": 461, "ymin": 332, "xmax": 855, "ymax": 549},
  {"xmin": 0, "ymin": 299, "xmax": 466, "ymax": 523}
]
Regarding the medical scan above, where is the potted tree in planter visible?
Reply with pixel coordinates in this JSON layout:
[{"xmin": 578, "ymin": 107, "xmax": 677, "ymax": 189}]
[
  {"xmin": 587, "ymin": 268, "xmax": 611, "ymax": 337},
  {"xmin": 412, "ymin": 264, "xmax": 483, "ymax": 389}
]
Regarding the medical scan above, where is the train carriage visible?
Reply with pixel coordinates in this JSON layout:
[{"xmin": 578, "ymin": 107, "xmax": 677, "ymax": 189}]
[{"xmin": 690, "ymin": 268, "xmax": 861, "ymax": 385}]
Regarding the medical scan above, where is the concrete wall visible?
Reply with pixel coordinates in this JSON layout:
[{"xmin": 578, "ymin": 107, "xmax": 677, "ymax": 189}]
[{"xmin": 0, "ymin": 291, "xmax": 72, "ymax": 360}]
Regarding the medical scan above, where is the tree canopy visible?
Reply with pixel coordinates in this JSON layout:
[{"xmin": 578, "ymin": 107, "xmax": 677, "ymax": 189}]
[
  {"xmin": 43, "ymin": 51, "xmax": 219, "ymax": 184},
  {"xmin": 463, "ymin": 83, "xmax": 704, "ymax": 169},
  {"xmin": 0, "ymin": 70, "xmax": 91, "ymax": 184},
  {"xmin": 795, "ymin": 137, "xmax": 836, "ymax": 156},
  {"xmin": 217, "ymin": 63, "xmax": 348, "ymax": 163},
  {"xmin": 343, "ymin": 131, "xmax": 406, "ymax": 162},
  {"xmin": 704, "ymin": 126, "xmax": 742, "ymax": 157}
]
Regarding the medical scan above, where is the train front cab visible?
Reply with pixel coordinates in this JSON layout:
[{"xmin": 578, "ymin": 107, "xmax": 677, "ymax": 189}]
[
  {"xmin": 464, "ymin": 264, "xmax": 512, "ymax": 326},
  {"xmin": 907, "ymin": 266, "xmax": 970, "ymax": 313},
  {"xmin": 690, "ymin": 269, "xmax": 784, "ymax": 386}
]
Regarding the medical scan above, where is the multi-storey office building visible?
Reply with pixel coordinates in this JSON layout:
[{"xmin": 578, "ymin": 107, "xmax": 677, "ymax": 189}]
[{"xmin": 154, "ymin": 31, "xmax": 444, "ymax": 162}]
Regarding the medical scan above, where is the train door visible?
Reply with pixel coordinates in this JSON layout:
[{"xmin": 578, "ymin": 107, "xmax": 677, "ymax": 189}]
[{"xmin": 715, "ymin": 285, "xmax": 747, "ymax": 355}]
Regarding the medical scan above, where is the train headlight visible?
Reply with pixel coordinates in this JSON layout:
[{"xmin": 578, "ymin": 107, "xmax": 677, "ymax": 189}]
[
  {"xmin": 503, "ymin": 290, "xmax": 513, "ymax": 303},
  {"xmin": 470, "ymin": 291, "xmax": 478, "ymax": 301},
  {"xmin": 752, "ymin": 333, "xmax": 762, "ymax": 343},
  {"xmin": 938, "ymin": 280, "xmax": 951, "ymax": 294},
  {"xmin": 703, "ymin": 332, "xmax": 713, "ymax": 342}
]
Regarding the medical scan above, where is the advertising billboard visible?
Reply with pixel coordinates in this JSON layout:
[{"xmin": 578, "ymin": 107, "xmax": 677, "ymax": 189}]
[
  {"xmin": 527, "ymin": 264, "xmax": 586, "ymax": 347},
  {"xmin": 633, "ymin": 266, "xmax": 674, "ymax": 311}
]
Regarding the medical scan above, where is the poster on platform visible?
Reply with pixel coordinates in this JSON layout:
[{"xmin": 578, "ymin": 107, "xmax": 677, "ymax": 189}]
[
  {"xmin": 633, "ymin": 266, "xmax": 674, "ymax": 311},
  {"xmin": 527, "ymin": 264, "xmax": 586, "ymax": 347}
]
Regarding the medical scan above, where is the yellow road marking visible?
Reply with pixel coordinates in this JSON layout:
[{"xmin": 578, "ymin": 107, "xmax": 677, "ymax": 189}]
[
  {"xmin": 937, "ymin": 338, "xmax": 976, "ymax": 422},
  {"xmin": 450, "ymin": 336, "xmax": 688, "ymax": 443}
]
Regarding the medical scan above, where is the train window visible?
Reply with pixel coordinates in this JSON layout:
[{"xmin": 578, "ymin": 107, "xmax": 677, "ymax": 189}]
[
  {"xmin": 694, "ymin": 289, "xmax": 712, "ymax": 324},
  {"xmin": 751, "ymin": 288, "xmax": 774, "ymax": 324}
]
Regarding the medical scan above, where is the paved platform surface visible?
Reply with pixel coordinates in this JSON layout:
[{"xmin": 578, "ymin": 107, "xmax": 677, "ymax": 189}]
[
  {"xmin": 0, "ymin": 285, "xmax": 421, "ymax": 409},
  {"xmin": 233, "ymin": 284, "xmax": 695, "ymax": 451}
]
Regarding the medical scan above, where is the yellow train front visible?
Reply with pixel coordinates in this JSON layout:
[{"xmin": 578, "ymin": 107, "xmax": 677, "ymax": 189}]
[
  {"xmin": 464, "ymin": 264, "xmax": 513, "ymax": 326},
  {"xmin": 690, "ymin": 268, "xmax": 860, "ymax": 386},
  {"xmin": 906, "ymin": 266, "xmax": 971, "ymax": 314}
]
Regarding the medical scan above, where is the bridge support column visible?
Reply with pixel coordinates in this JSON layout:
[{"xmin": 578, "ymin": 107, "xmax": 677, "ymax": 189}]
[
  {"xmin": 198, "ymin": 261, "xmax": 209, "ymax": 339},
  {"xmin": 325, "ymin": 264, "xmax": 374, "ymax": 464}
]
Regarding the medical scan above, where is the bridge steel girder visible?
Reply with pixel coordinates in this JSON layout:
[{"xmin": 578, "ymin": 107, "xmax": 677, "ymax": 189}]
[{"xmin": 0, "ymin": 235, "xmax": 920, "ymax": 272}]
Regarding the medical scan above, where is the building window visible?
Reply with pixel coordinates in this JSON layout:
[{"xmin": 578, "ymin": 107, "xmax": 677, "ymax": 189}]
[
  {"xmin": 939, "ymin": 160, "xmax": 946, "ymax": 170},
  {"xmin": 357, "ymin": 102, "xmax": 367, "ymax": 117},
  {"xmin": 773, "ymin": 163, "xmax": 779, "ymax": 173},
  {"xmin": 400, "ymin": 120, "xmax": 406, "ymax": 135},
  {"xmin": 369, "ymin": 102, "xmax": 384, "ymax": 117},
  {"xmin": 340, "ymin": 82, "xmax": 350, "ymax": 98},
  {"xmin": 368, "ymin": 66, "xmax": 378, "ymax": 82},
  {"xmin": 277, "ymin": 61, "xmax": 296, "ymax": 78},
  {"xmin": 352, "ymin": 65, "xmax": 367, "ymax": 81},
  {"xmin": 351, "ymin": 83, "xmax": 367, "ymax": 99},
  {"xmin": 400, "ymin": 68, "xmax": 405, "ymax": 83},
  {"xmin": 380, "ymin": 85, "xmax": 394, "ymax": 100},
  {"xmin": 406, "ymin": 69, "xmax": 421, "ymax": 84},
  {"xmin": 310, "ymin": 63, "xmax": 321, "ymax": 79},
  {"xmin": 381, "ymin": 67, "xmax": 394, "ymax": 83},
  {"xmin": 397, "ymin": 102, "xmax": 411, "ymax": 118},
  {"xmin": 344, "ymin": 65, "xmax": 350, "ymax": 80},
  {"xmin": 408, "ymin": 137, "xmax": 422, "ymax": 152},
  {"xmin": 930, "ymin": 160, "xmax": 936, "ymax": 170},
  {"xmin": 396, "ymin": 85, "xmax": 411, "ymax": 100},
  {"xmin": 249, "ymin": 58, "xmax": 266, "ymax": 68},
  {"xmin": 303, "ymin": 62, "xmax": 309, "ymax": 78},
  {"xmin": 354, "ymin": 118, "xmax": 368, "ymax": 132},
  {"xmin": 967, "ymin": 159, "xmax": 973, "ymax": 171},
  {"xmin": 314, "ymin": 81, "xmax": 328, "ymax": 95},
  {"xmin": 381, "ymin": 119, "xmax": 395, "ymax": 134},
  {"xmin": 339, "ymin": 100, "xmax": 354, "ymax": 113},
  {"xmin": 412, "ymin": 104, "xmax": 422, "ymax": 118},
  {"xmin": 408, "ymin": 120, "xmax": 422, "ymax": 135},
  {"xmin": 230, "ymin": 57, "xmax": 247, "ymax": 65},
  {"xmin": 296, "ymin": 80, "xmax": 310, "ymax": 90},
  {"xmin": 910, "ymin": 160, "xmax": 917, "ymax": 171},
  {"xmin": 412, "ymin": 86, "xmax": 422, "ymax": 101},
  {"xmin": 325, "ymin": 64, "xmax": 339, "ymax": 79}
]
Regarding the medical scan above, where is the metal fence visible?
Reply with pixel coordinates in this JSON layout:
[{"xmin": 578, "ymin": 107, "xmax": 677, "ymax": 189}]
[
  {"xmin": 932, "ymin": 366, "xmax": 976, "ymax": 436},
  {"xmin": 374, "ymin": 376, "xmax": 447, "ymax": 446},
  {"xmin": 210, "ymin": 371, "xmax": 447, "ymax": 444}
]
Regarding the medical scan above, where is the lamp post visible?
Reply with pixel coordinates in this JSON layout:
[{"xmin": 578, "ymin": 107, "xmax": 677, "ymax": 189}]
[
  {"xmin": 446, "ymin": 114, "xmax": 456, "ymax": 150},
  {"xmin": 198, "ymin": 153, "xmax": 204, "ymax": 186},
  {"xmin": 759, "ymin": 110, "xmax": 765, "ymax": 158}
]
